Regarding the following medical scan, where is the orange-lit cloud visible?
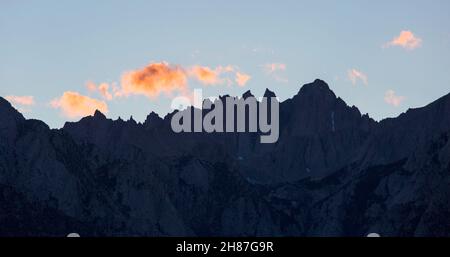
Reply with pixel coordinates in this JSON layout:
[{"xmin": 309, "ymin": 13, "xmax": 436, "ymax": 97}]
[
  {"xmin": 121, "ymin": 62, "xmax": 188, "ymax": 98},
  {"xmin": 5, "ymin": 95, "xmax": 35, "ymax": 106},
  {"xmin": 384, "ymin": 90, "xmax": 405, "ymax": 107},
  {"xmin": 263, "ymin": 63, "xmax": 288, "ymax": 83},
  {"xmin": 384, "ymin": 30, "xmax": 422, "ymax": 50},
  {"xmin": 235, "ymin": 72, "xmax": 251, "ymax": 87},
  {"xmin": 348, "ymin": 69, "xmax": 368, "ymax": 86},
  {"xmin": 51, "ymin": 91, "xmax": 108, "ymax": 118},
  {"xmin": 74, "ymin": 62, "xmax": 249, "ymax": 106},
  {"xmin": 189, "ymin": 66, "xmax": 221, "ymax": 85}
]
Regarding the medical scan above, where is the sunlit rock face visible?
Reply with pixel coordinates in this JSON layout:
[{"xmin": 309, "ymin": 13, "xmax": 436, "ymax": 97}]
[{"xmin": 1, "ymin": 79, "xmax": 450, "ymax": 236}]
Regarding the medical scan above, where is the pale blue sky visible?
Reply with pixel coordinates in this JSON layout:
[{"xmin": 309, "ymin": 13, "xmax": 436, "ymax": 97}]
[{"xmin": 1, "ymin": 0, "xmax": 450, "ymax": 128}]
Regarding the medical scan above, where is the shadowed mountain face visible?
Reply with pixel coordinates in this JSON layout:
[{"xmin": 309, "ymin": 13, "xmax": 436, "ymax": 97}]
[{"xmin": 1, "ymin": 79, "xmax": 450, "ymax": 236}]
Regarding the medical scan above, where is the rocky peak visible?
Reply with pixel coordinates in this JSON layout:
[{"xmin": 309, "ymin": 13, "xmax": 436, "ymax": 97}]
[
  {"xmin": 0, "ymin": 96, "xmax": 25, "ymax": 142},
  {"xmin": 93, "ymin": 110, "xmax": 106, "ymax": 119},
  {"xmin": 0, "ymin": 96, "xmax": 25, "ymax": 121},
  {"xmin": 145, "ymin": 111, "xmax": 161, "ymax": 123},
  {"xmin": 128, "ymin": 116, "xmax": 137, "ymax": 125},
  {"xmin": 296, "ymin": 79, "xmax": 336, "ymax": 100},
  {"xmin": 242, "ymin": 90, "xmax": 254, "ymax": 99},
  {"xmin": 263, "ymin": 88, "xmax": 276, "ymax": 98},
  {"xmin": 0, "ymin": 96, "xmax": 11, "ymax": 108},
  {"xmin": 144, "ymin": 111, "xmax": 164, "ymax": 128}
]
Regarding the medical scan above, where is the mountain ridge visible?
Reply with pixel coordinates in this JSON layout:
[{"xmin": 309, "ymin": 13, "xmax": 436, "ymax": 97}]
[{"xmin": 1, "ymin": 79, "xmax": 450, "ymax": 236}]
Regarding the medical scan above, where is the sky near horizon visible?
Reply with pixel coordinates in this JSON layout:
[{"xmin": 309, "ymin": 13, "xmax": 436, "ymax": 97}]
[{"xmin": 1, "ymin": 0, "xmax": 450, "ymax": 128}]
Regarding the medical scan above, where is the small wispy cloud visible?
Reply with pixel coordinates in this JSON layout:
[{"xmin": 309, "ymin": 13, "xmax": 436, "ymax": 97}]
[
  {"xmin": 348, "ymin": 69, "xmax": 368, "ymax": 86},
  {"xmin": 98, "ymin": 83, "xmax": 113, "ymax": 101},
  {"xmin": 190, "ymin": 49, "xmax": 200, "ymax": 58},
  {"xmin": 384, "ymin": 30, "xmax": 422, "ymax": 50},
  {"xmin": 51, "ymin": 91, "xmax": 108, "ymax": 118},
  {"xmin": 5, "ymin": 95, "xmax": 35, "ymax": 113},
  {"xmin": 251, "ymin": 46, "xmax": 275, "ymax": 55},
  {"xmin": 263, "ymin": 63, "xmax": 288, "ymax": 83},
  {"xmin": 264, "ymin": 63, "xmax": 286, "ymax": 74},
  {"xmin": 235, "ymin": 72, "xmax": 251, "ymax": 87},
  {"xmin": 5, "ymin": 95, "xmax": 35, "ymax": 106},
  {"xmin": 86, "ymin": 81, "xmax": 113, "ymax": 101},
  {"xmin": 189, "ymin": 65, "xmax": 251, "ymax": 87},
  {"xmin": 384, "ymin": 90, "xmax": 405, "ymax": 107}
]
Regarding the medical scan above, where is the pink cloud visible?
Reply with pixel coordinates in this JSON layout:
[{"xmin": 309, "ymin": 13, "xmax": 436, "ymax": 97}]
[
  {"xmin": 348, "ymin": 69, "xmax": 368, "ymax": 86},
  {"xmin": 384, "ymin": 30, "xmax": 422, "ymax": 50},
  {"xmin": 384, "ymin": 90, "xmax": 405, "ymax": 107},
  {"xmin": 98, "ymin": 83, "xmax": 113, "ymax": 101},
  {"xmin": 263, "ymin": 63, "xmax": 288, "ymax": 83},
  {"xmin": 86, "ymin": 81, "xmax": 113, "ymax": 100},
  {"xmin": 86, "ymin": 81, "xmax": 97, "ymax": 92},
  {"xmin": 5, "ymin": 95, "xmax": 35, "ymax": 106},
  {"xmin": 264, "ymin": 63, "xmax": 286, "ymax": 74}
]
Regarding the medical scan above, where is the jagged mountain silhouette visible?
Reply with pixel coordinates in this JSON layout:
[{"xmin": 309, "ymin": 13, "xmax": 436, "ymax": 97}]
[{"xmin": 1, "ymin": 79, "xmax": 450, "ymax": 236}]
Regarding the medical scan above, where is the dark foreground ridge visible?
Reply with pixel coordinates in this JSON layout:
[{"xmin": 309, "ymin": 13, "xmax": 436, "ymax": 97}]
[{"xmin": 1, "ymin": 79, "xmax": 450, "ymax": 236}]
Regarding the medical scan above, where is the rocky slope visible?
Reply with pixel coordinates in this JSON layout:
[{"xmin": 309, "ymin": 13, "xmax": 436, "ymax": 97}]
[{"xmin": 1, "ymin": 79, "xmax": 449, "ymax": 236}]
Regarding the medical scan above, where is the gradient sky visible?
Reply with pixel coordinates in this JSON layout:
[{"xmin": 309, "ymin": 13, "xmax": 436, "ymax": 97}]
[{"xmin": 1, "ymin": 0, "xmax": 450, "ymax": 128}]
